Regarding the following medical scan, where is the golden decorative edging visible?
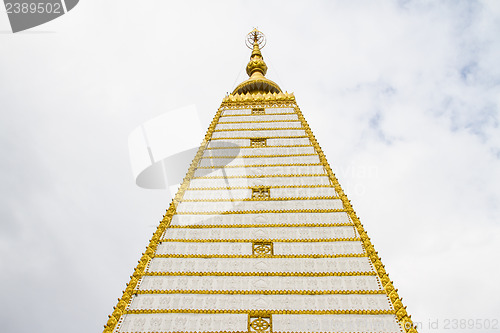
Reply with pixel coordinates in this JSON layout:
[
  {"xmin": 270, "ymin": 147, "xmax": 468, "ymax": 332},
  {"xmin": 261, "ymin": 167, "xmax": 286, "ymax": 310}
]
[
  {"xmin": 210, "ymin": 135, "xmax": 308, "ymax": 140},
  {"xmin": 124, "ymin": 309, "xmax": 395, "ymax": 315},
  {"xmin": 213, "ymin": 127, "xmax": 304, "ymax": 132},
  {"xmin": 220, "ymin": 112, "xmax": 296, "ymax": 117},
  {"xmin": 169, "ymin": 222, "xmax": 353, "ymax": 229},
  {"xmin": 292, "ymin": 103, "xmax": 418, "ymax": 332},
  {"xmin": 102, "ymin": 107, "xmax": 226, "ymax": 333},
  {"xmin": 153, "ymin": 254, "xmax": 366, "ymax": 259},
  {"xmin": 158, "ymin": 237, "xmax": 361, "ymax": 243},
  {"xmin": 143, "ymin": 271, "xmax": 377, "ymax": 277},
  {"xmin": 221, "ymin": 91, "xmax": 296, "ymax": 106},
  {"xmin": 175, "ymin": 208, "xmax": 345, "ymax": 215},
  {"xmin": 192, "ymin": 173, "xmax": 326, "ymax": 179},
  {"xmin": 196, "ymin": 162, "xmax": 320, "ymax": 168},
  {"xmin": 206, "ymin": 145, "xmax": 312, "ymax": 150},
  {"xmin": 200, "ymin": 153, "xmax": 317, "ymax": 159},
  {"xmin": 135, "ymin": 289, "xmax": 384, "ymax": 295},
  {"xmin": 218, "ymin": 119, "xmax": 300, "ymax": 124},
  {"xmin": 186, "ymin": 184, "xmax": 334, "ymax": 191},
  {"xmin": 180, "ymin": 196, "xmax": 339, "ymax": 202}
]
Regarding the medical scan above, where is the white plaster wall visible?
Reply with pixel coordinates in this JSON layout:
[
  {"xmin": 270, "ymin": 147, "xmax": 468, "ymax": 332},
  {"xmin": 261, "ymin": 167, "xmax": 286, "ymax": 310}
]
[
  {"xmin": 147, "ymin": 257, "xmax": 373, "ymax": 273},
  {"xmin": 211, "ymin": 129, "xmax": 306, "ymax": 139},
  {"xmin": 170, "ymin": 212, "xmax": 352, "ymax": 226},
  {"xmin": 129, "ymin": 293, "xmax": 391, "ymax": 311},
  {"xmin": 221, "ymin": 107, "xmax": 294, "ymax": 116},
  {"xmin": 222, "ymin": 108, "xmax": 252, "ymax": 116},
  {"xmin": 188, "ymin": 175, "xmax": 329, "ymax": 188},
  {"xmin": 138, "ymin": 275, "xmax": 381, "ymax": 292},
  {"xmin": 215, "ymin": 121, "xmax": 302, "ymax": 130},
  {"xmin": 182, "ymin": 188, "xmax": 250, "ymax": 200},
  {"xmin": 219, "ymin": 114, "xmax": 299, "ymax": 122},
  {"xmin": 193, "ymin": 165, "xmax": 325, "ymax": 178},
  {"xmin": 273, "ymin": 314, "xmax": 402, "ymax": 333},
  {"xmin": 202, "ymin": 146, "xmax": 316, "ymax": 157},
  {"xmin": 207, "ymin": 137, "xmax": 310, "ymax": 148},
  {"xmin": 268, "ymin": 107, "xmax": 295, "ymax": 114},
  {"xmin": 274, "ymin": 241, "xmax": 363, "ymax": 255},
  {"xmin": 197, "ymin": 155, "xmax": 321, "ymax": 167},
  {"xmin": 156, "ymin": 241, "xmax": 252, "ymax": 255},
  {"xmin": 117, "ymin": 313, "xmax": 247, "ymax": 332},
  {"xmin": 163, "ymin": 226, "xmax": 355, "ymax": 240},
  {"xmin": 182, "ymin": 187, "xmax": 337, "ymax": 200},
  {"xmin": 266, "ymin": 137, "xmax": 311, "ymax": 146},
  {"xmin": 175, "ymin": 198, "xmax": 344, "ymax": 213},
  {"xmin": 155, "ymin": 240, "xmax": 363, "ymax": 256}
]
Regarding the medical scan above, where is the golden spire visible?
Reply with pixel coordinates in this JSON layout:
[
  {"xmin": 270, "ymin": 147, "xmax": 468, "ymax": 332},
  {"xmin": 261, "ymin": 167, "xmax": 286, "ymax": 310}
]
[
  {"xmin": 232, "ymin": 29, "xmax": 282, "ymax": 95},
  {"xmin": 246, "ymin": 28, "xmax": 268, "ymax": 77}
]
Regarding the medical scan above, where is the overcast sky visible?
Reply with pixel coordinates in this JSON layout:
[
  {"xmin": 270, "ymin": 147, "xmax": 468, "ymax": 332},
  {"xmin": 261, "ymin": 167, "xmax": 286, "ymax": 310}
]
[{"xmin": 1, "ymin": 1, "xmax": 500, "ymax": 333}]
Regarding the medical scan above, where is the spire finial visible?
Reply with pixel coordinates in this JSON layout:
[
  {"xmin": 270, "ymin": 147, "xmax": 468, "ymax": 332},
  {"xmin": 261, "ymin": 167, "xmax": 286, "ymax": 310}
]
[
  {"xmin": 231, "ymin": 29, "xmax": 282, "ymax": 95},
  {"xmin": 245, "ymin": 28, "xmax": 268, "ymax": 77}
]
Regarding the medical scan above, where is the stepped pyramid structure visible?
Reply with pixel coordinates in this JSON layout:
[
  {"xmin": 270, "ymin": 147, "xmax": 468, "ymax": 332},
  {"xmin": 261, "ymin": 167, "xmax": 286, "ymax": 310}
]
[{"xmin": 104, "ymin": 29, "xmax": 417, "ymax": 333}]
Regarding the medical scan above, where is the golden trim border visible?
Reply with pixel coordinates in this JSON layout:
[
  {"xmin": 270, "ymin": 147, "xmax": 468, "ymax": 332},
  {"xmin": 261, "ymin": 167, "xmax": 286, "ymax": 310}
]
[
  {"xmin": 125, "ymin": 309, "xmax": 395, "ymax": 315},
  {"xmin": 200, "ymin": 153, "xmax": 317, "ymax": 159},
  {"xmin": 210, "ymin": 136, "xmax": 308, "ymax": 140},
  {"xmin": 169, "ymin": 222, "xmax": 353, "ymax": 229},
  {"xmin": 158, "ymin": 237, "xmax": 361, "ymax": 243},
  {"xmin": 220, "ymin": 112, "xmax": 296, "ymax": 117},
  {"xmin": 153, "ymin": 254, "xmax": 366, "ymax": 259},
  {"xmin": 135, "ymin": 289, "xmax": 383, "ymax": 295},
  {"xmin": 213, "ymin": 127, "xmax": 303, "ymax": 132},
  {"xmin": 218, "ymin": 119, "xmax": 300, "ymax": 124},
  {"xmin": 143, "ymin": 271, "xmax": 377, "ymax": 277},
  {"xmin": 180, "ymin": 196, "xmax": 339, "ymax": 202},
  {"xmin": 206, "ymin": 145, "xmax": 312, "ymax": 150},
  {"xmin": 192, "ymin": 173, "xmax": 326, "ymax": 179},
  {"xmin": 175, "ymin": 209, "xmax": 345, "ymax": 215},
  {"xmin": 103, "ymin": 107, "xmax": 225, "ymax": 332},
  {"xmin": 292, "ymin": 103, "xmax": 417, "ymax": 332},
  {"xmin": 186, "ymin": 184, "xmax": 334, "ymax": 191},
  {"xmin": 196, "ymin": 162, "xmax": 321, "ymax": 168}
]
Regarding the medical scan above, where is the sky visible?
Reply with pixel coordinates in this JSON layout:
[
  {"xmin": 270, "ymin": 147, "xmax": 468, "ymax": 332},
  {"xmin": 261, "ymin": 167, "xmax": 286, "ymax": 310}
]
[{"xmin": 1, "ymin": 1, "xmax": 500, "ymax": 332}]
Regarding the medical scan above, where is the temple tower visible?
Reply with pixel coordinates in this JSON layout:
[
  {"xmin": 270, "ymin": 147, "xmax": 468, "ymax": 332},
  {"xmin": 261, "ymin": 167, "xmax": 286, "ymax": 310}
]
[{"xmin": 104, "ymin": 29, "xmax": 417, "ymax": 333}]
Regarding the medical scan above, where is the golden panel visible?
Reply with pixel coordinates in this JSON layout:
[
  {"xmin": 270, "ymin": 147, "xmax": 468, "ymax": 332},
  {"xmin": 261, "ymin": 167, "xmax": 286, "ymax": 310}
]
[
  {"xmin": 251, "ymin": 107, "xmax": 266, "ymax": 115},
  {"xmin": 251, "ymin": 186, "xmax": 271, "ymax": 199},
  {"xmin": 250, "ymin": 138, "xmax": 267, "ymax": 147},
  {"xmin": 252, "ymin": 241, "xmax": 273, "ymax": 256},
  {"xmin": 249, "ymin": 314, "xmax": 272, "ymax": 333}
]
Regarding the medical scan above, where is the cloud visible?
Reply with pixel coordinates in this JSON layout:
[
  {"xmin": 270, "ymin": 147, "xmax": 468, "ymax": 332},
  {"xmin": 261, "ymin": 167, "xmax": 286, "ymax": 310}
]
[{"xmin": 0, "ymin": 1, "xmax": 499, "ymax": 332}]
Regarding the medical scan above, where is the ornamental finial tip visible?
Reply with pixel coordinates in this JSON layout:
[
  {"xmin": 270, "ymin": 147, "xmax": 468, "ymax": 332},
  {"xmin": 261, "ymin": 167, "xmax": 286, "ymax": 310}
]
[
  {"xmin": 245, "ymin": 28, "xmax": 266, "ymax": 50},
  {"xmin": 245, "ymin": 28, "xmax": 268, "ymax": 77}
]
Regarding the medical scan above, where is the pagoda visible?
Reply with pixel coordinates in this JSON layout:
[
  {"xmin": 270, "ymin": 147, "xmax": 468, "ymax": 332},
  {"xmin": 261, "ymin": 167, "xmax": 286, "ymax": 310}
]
[{"xmin": 104, "ymin": 29, "xmax": 418, "ymax": 333}]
